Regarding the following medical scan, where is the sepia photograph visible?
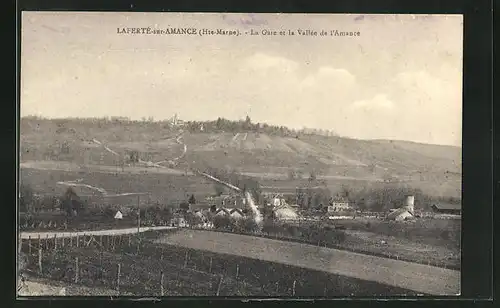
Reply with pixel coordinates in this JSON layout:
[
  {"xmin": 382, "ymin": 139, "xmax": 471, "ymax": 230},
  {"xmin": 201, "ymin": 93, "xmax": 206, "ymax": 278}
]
[{"xmin": 18, "ymin": 12, "xmax": 462, "ymax": 297}]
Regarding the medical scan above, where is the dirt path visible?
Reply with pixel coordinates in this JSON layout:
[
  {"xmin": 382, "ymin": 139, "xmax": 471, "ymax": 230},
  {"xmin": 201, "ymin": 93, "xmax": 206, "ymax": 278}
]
[
  {"xmin": 157, "ymin": 229, "xmax": 460, "ymax": 296},
  {"xmin": 20, "ymin": 226, "xmax": 176, "ymax": 239}
]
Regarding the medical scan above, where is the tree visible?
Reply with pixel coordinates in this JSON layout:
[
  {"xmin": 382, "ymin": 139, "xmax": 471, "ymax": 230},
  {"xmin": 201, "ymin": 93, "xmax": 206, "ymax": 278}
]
[
  {"xmin": 237, "ymin": 217, "xmax": 259, "ymax": 233},
  {"xmin": 179, "ymin": 201, "xmax": 190, "ymax": 212},
  {"xmin": 185, "ymin": 212, "xmax": 203, "ymax": 227},
  {"xmin": 188, "ymin": 194, "xmax": 196, "ymax": 205},
  {"xmin": 19, "ymin": 184, "xmax": 34, "ymax": 213},
  {"xmin": 213, "ymin": 215, "xmax": 234, "ymax": 230},
  {"xmin": 61, "ymin": 187, "xmax": 83, "ymax": 217}
]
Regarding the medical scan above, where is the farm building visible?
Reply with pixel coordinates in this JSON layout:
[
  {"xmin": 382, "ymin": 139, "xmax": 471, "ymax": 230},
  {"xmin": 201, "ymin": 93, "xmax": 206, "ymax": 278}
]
[
  {"xmin": 229, "ymin": 208, "xmax": 245, "ymax": 219},
  {"xmin": 387, "ymin": 208, "xmax": 414, "ymax": 221},
  {"xmin": 274, "ymin": 206, "xmax": 299, "ymax": 221},
  {"xmin": 327, "ymin": 198, "xmax": 351, "ymax": 213},
  {"xmin": 387, "ymin": 195, "xmax": 415, "ymax": 221},
  {"xmin": 431, "ymin": 203, "xmax": 461, "ymax": 215},
  {"xmin": 170, "ymin": 216, "xmax": 188, "ymax": 227}
]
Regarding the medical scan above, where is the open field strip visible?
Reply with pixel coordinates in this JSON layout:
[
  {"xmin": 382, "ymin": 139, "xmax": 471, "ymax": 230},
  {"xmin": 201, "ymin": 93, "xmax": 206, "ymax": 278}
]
[
  {"xmin": 157, "ymin": 229, "xmax": 460, "ymax": 295},
  {"xmin": 20, "ymin": 226, "xmax": 176, "ymax": 239}
]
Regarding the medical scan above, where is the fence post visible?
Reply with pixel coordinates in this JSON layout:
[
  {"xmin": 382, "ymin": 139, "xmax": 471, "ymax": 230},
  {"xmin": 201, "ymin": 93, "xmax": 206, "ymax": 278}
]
[
  {"xmin": 236, "ymin": 264, "xmax": 239, "ymax": 279},
  {"xmin": 76, "ymin": 234, "xmax": 79, "ymax": 248},
  {"xmin": 275, "ymin": 282, "xmax": 279, "ymax": 294},
  {"xmin": 184, "ymin": 251, "xmax": 188, "ymax": 268},
  {"xmin": 216, "ymin": 275, "xmax": 223, "ymax": 296},
  {"xmin": 61, "ymin": 236, "xmax": 65, "ymax": 248},
  {"xmin": 160, "ymin": 271, "xmax": 164, "ymax": 296},
  {"xmin": 45, "ymin": 234, "xmax": 49, "ymax": 250},
  {"xmin": 209, "ymin": 257, "xmax": 213, "ymax": 273},
  {"xmin": 38, "ymin": 234, "xmax": 41, "ymax": 249},
  {"xmin": 292, "ymin": 280, "xmax": 296, "ymax": 296},
  {"xmin": 176, "ymin": 270, "xmax": 181, "ymax": 288},
  {"xmin": 28, "ymin": 236, "xmax": 31, "ymax": 255},
  {"xmin": 99, "ymin": 235, "xmax": 102, "ymax": 249},
  {"xmin": 75, "ymin": 257, "xmax": 79, "ymax": 283},
  {"xmin": 128, "ymin": 235, "xmax": 131, "ymax": 247},
  {"xmin": 38, "ymin": 248, "xmax": 42, "ymax": 274},
  {"xmin": 54, "ymin": 234, "xmax": 57, "ymax": 252},
  {"xmin": 70, "ymin": 235, "xmax": 73, "ymax": 247},
  {"xmin": 117, "ymin": 263, "xmax": 121, "ymax": 294},
  {"xmin": 99, "ymin": 250, "xmax": 103, "ymax": 268}
]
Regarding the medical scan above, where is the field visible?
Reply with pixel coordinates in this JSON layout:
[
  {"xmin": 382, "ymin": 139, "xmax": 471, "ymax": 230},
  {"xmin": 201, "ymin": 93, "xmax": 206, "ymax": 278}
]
[
  {"xmin": 18, "ymin": 117, "xmax": 462, "ymax": 297},
  {"xmin": 20, "ymin": 117, "xmax": 461, "ymax": 198},
  {"xmin": 257, "ymin": 218, "xmax": 460, "ymax": 270},
  {"xmin": 20, "ymin": 166, "xmax": 215, "ymax": 206},
  {"xmin": 158, "ymin": 229, "xmax": 459, "ymax": 295},
  {"xmin": 19, "ymin": 230, "xmax": 421, "ymax": 297}
]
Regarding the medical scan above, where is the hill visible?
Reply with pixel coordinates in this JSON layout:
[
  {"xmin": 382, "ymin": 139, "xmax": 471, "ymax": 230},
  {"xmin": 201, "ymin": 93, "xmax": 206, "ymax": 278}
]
[{"xmin": 19, "ymin": 117, "xmax": 461, "ymax": 198}]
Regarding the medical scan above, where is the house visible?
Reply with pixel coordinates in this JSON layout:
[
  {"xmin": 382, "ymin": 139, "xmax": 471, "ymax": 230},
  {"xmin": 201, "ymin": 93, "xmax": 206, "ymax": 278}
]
[
  {"xmin": 170, "ymin": 216, "xmax": 188, "ymax": 227},
  {"xmin": 274, "ymin": 206, "xmax": 299, "ymax": 221},
  {"xmin": 387, "ymin": 207, "xmax": 414, "ymax": 221},
  {"xmin": 114, "ymin": 210, "xmax": 123, "ymax": 220},
  {"xmin": 170, "ymin": 114, "xmax": 184, "ymax": 127},
  {"xmin": 431, "ymin": 203, "xmax": 461, "ymax": 215},
  {"xmin": 229, "ymin": 208, "xmax": 245, "ymax": 219},
  {"xmin": 327, "ymin": 198, "xmax": 351, "ymax": 213},
  {"xmin": 215, "ymin": 208, "xmax": 230, "ymax": 216}
]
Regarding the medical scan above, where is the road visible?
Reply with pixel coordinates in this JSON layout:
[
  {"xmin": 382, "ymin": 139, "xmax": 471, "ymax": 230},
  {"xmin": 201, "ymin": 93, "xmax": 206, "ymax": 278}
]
[
  {"xmin": 19, "ymin": 226, "xmax": 176, "ymax": 239},
  {"xmin": 158, "ymin": 229, "xmax": 460, "ymax": 296}
]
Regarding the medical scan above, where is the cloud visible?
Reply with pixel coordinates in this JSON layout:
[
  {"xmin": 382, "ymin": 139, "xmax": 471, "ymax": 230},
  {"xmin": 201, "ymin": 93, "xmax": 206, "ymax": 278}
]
[
  {"xmin": 334, "ymin": 70, "xmax": 462, "ymax": 145},
  {"xmin": 350, "ymin": 94, "xmax": 395, "ymax": 112},
  {"xmin": 301, "ymin": 66, "xmax": 356, "ymax": 89},
  {"xmin": 241, "ymin": 52, "xmax": 299, "ymax": 73}
]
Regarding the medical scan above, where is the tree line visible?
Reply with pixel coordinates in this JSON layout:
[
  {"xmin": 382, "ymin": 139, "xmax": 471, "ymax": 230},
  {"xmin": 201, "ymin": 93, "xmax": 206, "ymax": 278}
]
[
  {"xmin": 184, "ymin": 116, "xmax": 339, "ymax": 137},
  {"xmin": 21, "ymin": 116, "xmax": 339, "ymax": 138}
]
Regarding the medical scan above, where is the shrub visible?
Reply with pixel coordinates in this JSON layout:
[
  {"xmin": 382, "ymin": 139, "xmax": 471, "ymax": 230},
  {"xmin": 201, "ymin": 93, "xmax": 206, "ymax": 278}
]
[
  {"xmin": 237, "ymin": 217, "xmax": 259, "ymax": 233},
  {"xmin": 213, "ymin": 215, "xmax": 235, "ymax": 230},
  {"xmin": 185, "ymin": 212, "xmax": 203, "ymax": 227}
]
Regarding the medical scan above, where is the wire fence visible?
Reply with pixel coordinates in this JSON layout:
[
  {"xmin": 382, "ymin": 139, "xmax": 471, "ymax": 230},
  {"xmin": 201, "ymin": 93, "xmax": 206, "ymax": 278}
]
[
  {"xmin": 186, "ymin": 226, "xmax": 461, "ymax": 271},
  {"xmin": 18, "ymin": 233, "xmax": 306, "ymax": 297}
]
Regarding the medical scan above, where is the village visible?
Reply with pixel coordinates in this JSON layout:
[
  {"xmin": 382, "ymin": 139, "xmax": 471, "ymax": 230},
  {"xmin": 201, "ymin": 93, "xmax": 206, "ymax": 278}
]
[{"xmin": 105, "ymin": 189, "xmax": 461, "ymax": 231}]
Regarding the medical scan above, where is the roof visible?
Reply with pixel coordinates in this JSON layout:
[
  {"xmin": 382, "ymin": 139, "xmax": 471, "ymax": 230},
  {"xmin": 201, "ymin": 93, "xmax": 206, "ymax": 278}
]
[
  {"xmin": 432, "ymin": 203, "xmax": 461, "ymax": 210},
  {"xmin": 387, "ymin": 208, "xmax": 414, "ymax": 220}
]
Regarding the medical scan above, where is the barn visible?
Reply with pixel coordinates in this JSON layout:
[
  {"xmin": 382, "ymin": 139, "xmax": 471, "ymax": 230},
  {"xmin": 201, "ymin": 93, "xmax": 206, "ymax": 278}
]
[
  {"xmin": 431, "ymin": 203, "xmax": 461, "ymax": 215},
  {"xmin": 274, "ymin": 206, "xmax": 299, "ymax": 221}
]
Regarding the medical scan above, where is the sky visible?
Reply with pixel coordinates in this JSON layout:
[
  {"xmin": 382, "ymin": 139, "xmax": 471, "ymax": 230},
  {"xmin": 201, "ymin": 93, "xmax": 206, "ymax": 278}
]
[{"xmin": 21, "ymin": 12, "xmax": 463, "ymax": 146}]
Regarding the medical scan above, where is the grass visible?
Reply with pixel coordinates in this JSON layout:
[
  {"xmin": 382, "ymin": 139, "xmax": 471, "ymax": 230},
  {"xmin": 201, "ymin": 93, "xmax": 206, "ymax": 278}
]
[
  {"xmin": 205, "ymin": 218, "xmax": 460, "ymax": 270},
  {"xmin": 19, "ymin": 230, "xmax": 417, "ymax": 296},
  {"xmin": 20, "ymin": 167, "xmax": 215, "ymax": 206},
  {"xmin": 20, "ymin": 117, "xmax": 461, "ymax": 198},
  {"xmin": 331, "ymin": 217, "xmax": 460, "ymax": 250}
]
